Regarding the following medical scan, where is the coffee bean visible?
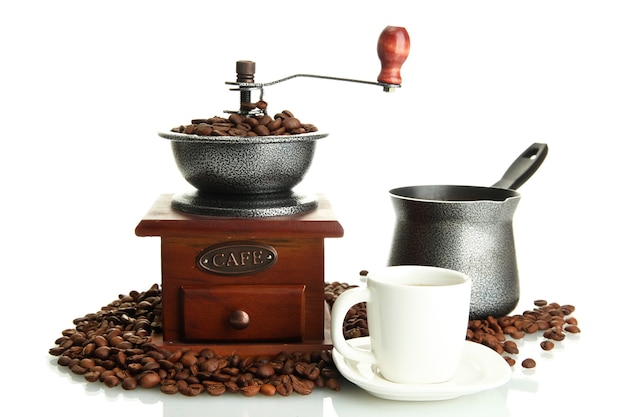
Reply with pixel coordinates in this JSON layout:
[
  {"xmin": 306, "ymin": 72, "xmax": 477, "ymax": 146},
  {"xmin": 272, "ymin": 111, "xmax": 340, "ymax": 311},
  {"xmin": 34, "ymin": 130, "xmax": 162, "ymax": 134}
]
[
  {"xmin": 203, "ymin": 381, "xmax": 227, "ymax": 396},
  {"xmin": 524, "ymin": 323, "xmax": 539, "ymax": 333},
  {"xmin": 260, "ymin": 383, "xmax": 277, "ymax": 396},
  {"xmin": 93, "ymin": 335, "xmax": 108, "ymax": 347},
  {"xmin": 109, "ymin": 335, "xmax": 124, "ymax": 347},
  {"xmin": 240, "ymin": 385, "xmax": 260, "ymax": 397},
  {"xmin": 503, "ymin": 356, "xmax": 516, "ymax": 366},
  {"xmin": 253, "ymin": 124, "xmax": 270, "ymax": 136},
  {"xmin": 56, "ymin": 355, "xmax": 71, "ymax": 367},
  {"xmin": 180, "ymin": 352, "xmax": 198, "ymax": 368},
  {"xmin": 510, "ymin": 331, "xmax": 526, "ymax": 339},
  {"xmin": 139, "ymin": 371, "xmax": 161, "ymax": 388},
  {"xmin": 196, "ymin": 357, "xmax": 216, "ymax": 373},
  {"xmin": 195, "ymin": 124, "xmax": 213, "ymax": 136},
  {"xmin": 221, "ymin": 366, "xmax": 239, "ymax": 377},
  {"xmin": 503, "ymin": 341, "xmax": 519, "ymax": 354},
  {"xmin": 255, "ymin": 363, "xmax": 275, "ymax": 378},
  {"xmin": 267, "ymin": 118, "xmax": 282, "ymax": 131},
  {"xmin": 228, "ymin": 128, "xmax": 249, "ymax": 136},
  {"xmin": 228, "ymin": 114, "xmax": 244, "ymax": 125},
  {"xmin": 240, "ymin": 102, "xmax": 257, "ymax": 111},
  {"xmin": 143, "ymin": 361, "xmax": 161, "ymax": 372},
  {"xmin": 290, "ymin": 374, "xmax": 312, "ymax": 395},
  {"xmin": 276, "ymin": 382, "xmax": 293, "ymax": 396},
  {"xmin": 544, "ymin": 328, "xmax": 566, "ymax": 341},
  {"xmin": 49, "ymin": 346, "xmax": 67, "ymax": 356},
  {"xmin": 326, "ymin": 378, "xmax": 341, "ymax": 391},
  {"xmin": 70, "ymin": 364, "xmax": 88, "ymax": 375},
  {"xmin": 211, "ymin": 372, "xmax": 231, "ymax": 382},
  {"xmin": 82, "ymin": 343, "xmax": 95, "ymax": 357},
  {"xmin": 83, "ymin": 370, "xmax": 100, "ymax": 382},
  {"xmin": 535, "ymin": 320, "xmax": 550, "ymax": 330},
  {"xmin": 282, "ymin": 117, "xmax": 301, "ymax": 131},
  {"xmin": 103, "ymin": 375, "xmax": 120, "ymax": 388},
  {"xmin": 303, "ymin": 363, "xmax": 321, "ymax": 380},
  {"xmin": 521, "ymin": 358, "xmax": 536, "ymax": 368},
  {"xmin": 122, "ymin": 377, "xmax": 138, "ymax": 390},
  {"xmin": 224, "ymin": 380, "xmax": 239, "ymax": 393},
  {"xmin": 160, "ymin": 380, "xmax": 178, "ymax": 395},
  {"xmin": 269, "ymin": 125, "xmax": 284, "ymax": 135},
  {"xmin": 256, "ymin": 114, "xmax": 271, "ymax": 125},
  {"xmin": 180, "ymin": 383, "xmax": 205, "ymax": 397}
]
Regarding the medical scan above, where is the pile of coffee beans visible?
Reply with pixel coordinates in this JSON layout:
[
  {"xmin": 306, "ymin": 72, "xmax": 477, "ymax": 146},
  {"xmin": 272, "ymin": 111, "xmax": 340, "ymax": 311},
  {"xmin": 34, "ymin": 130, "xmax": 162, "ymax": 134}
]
[
  {"xmin": 325, "ymin": 281, "xmax": 368, "ymax": 340},
  {"xmin": 49, "ymin": 281, "xmax": 581, "ymax": 396},
  {"xmin": 171, "ymin": 103, "xmax": 318, "ymax": 137},
  {"xmin": 49, "ymin": 284, "xmax": 340, "ymax": 397},
  {"xmin": 326, "ymin": 280, "xmax": 581, "ymax": 370},
  {"xmin": 466, "ymin": 299, "xmax": 580, "ymax": 368}
]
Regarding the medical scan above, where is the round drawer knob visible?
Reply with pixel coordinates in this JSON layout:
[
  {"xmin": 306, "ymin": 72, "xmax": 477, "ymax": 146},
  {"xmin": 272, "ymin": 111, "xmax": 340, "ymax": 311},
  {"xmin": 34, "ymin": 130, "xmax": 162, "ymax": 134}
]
[{"xmin": 229, "ymin": 310, "xmax": 250, "ymax": 330}]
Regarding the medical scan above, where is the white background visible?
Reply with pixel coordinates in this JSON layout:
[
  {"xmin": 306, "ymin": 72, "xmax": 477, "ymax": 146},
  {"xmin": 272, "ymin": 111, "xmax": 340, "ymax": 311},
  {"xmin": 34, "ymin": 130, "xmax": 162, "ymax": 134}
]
[{"xmin": 1, "ymin": 1, "xmax": 624, "ymax": 415}]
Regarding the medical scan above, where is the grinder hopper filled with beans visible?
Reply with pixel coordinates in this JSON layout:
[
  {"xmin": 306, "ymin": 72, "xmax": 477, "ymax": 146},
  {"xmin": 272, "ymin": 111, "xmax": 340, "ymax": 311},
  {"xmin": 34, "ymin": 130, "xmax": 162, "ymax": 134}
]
[{"xmin": 158, "ymin": 26, "xmax": 411, "ymax": 216}]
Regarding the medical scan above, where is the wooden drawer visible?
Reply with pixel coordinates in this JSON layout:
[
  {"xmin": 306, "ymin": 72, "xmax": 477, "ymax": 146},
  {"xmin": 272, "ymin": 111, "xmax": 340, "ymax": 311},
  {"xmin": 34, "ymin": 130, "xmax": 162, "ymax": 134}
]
[{"xmin": 181, "ymin": 285, "xmax": 306, "ymax": 342}]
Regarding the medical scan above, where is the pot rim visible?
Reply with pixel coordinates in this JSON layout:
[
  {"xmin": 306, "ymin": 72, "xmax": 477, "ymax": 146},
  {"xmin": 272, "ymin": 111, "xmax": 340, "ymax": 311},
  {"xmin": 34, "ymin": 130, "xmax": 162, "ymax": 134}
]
[
  {"xmin": 389, "ymin": 184, "xmax": 522, "ymax": 204},
  {"xmin": 159, "ymin": 131, "xmax": 328, "ymax": 144}
]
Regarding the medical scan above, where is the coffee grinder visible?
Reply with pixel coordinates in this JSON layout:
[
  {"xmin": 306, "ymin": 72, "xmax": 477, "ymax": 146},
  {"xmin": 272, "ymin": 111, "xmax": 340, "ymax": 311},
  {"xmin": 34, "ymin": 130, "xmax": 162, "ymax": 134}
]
[{"xmin": 135, "ymin": 26, "xmax": 410, "ymax": 356}]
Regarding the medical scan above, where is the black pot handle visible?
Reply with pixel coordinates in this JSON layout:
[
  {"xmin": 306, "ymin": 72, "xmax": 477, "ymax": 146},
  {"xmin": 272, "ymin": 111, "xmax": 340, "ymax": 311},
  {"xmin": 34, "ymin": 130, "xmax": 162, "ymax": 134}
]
[{"xmin": 491, "ymin": 143, "xmax": 549, "ymax": 190}]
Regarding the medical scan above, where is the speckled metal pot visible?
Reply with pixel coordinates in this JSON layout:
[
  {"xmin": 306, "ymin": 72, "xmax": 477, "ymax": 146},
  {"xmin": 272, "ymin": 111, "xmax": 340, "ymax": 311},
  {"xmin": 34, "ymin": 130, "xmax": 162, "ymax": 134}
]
[
  {"xmin": 159, "ymin": 131, "xmax": 327, "ymax": 194},
  {"xmin": 388, "ymin": 185, "xmax": 521, "ymax": 320},
  {"xmin": 387, "ymin": 143, "xmax": 549, "ymax": 320}
]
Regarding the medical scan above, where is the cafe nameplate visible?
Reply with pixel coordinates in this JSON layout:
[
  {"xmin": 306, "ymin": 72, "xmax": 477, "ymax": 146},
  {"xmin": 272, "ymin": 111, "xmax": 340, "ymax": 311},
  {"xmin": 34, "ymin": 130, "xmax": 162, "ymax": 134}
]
[{"xmin": 197, "ymin": 242, "xmax": 278, "ymax": 275}]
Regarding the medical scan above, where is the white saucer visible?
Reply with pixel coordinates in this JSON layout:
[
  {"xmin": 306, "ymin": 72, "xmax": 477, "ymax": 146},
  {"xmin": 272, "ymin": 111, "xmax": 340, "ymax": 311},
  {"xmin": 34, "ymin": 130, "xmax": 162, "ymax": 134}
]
[{"xmin": 332, "ymin": 338, "xmax": 511, "ymax": 401}]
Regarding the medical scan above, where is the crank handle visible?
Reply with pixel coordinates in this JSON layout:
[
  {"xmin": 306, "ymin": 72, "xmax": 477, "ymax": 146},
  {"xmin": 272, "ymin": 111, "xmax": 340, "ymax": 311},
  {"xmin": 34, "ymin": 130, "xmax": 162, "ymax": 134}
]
[{"xmin": 227, "ymin": 26, "xmax": 410, "ymax": 93}]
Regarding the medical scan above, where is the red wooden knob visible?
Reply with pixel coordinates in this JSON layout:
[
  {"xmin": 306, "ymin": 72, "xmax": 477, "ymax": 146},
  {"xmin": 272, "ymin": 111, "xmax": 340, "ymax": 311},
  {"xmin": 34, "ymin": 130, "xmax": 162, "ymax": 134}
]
[{"xmin": 377, "ymin": 26, "xmax": 410, "ymax": 85}]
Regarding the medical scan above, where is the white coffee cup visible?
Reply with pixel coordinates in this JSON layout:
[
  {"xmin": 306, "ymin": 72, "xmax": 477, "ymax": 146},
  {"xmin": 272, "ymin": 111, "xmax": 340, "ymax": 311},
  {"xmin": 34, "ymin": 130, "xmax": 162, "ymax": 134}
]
[{"xmin": 331, "ymin": 265, "xmax": 471, "ymax": 385}]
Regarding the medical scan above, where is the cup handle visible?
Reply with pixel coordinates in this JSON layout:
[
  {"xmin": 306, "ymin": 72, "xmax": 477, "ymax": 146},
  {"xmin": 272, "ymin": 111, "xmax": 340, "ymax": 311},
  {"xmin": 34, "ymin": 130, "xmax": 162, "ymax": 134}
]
[{"xmin": 330, "ymin": 287, "xmax": 376, "ymax": 364}]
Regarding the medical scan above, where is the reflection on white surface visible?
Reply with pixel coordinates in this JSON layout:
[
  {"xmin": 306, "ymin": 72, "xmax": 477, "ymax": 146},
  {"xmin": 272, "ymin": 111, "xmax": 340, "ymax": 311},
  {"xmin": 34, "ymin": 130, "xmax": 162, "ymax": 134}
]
[
  {"xmin": 330, "ymin": 384, "xmax": 510, "ymax": 417},
  {"xmin": 48, "ymin": 354, "xmax": 511, "ymax": 417},
  {"xmin": 162, "ymin": 383, "xmax": 509, "ymax": 417}
]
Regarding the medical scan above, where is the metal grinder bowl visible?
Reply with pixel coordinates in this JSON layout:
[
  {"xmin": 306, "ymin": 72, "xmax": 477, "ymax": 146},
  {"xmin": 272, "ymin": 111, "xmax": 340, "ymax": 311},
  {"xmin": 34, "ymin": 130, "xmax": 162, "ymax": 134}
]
[{"xmin": 159, "ymin": 131, "xmax": 327, "ymax": 195}]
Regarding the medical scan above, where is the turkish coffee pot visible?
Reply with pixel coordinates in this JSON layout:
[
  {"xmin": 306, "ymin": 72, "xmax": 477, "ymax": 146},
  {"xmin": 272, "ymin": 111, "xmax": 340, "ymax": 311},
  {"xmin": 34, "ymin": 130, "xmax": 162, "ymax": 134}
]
[{"xmin": 388, "ymin": 143, "xmax": 548, "ymax": 319}]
